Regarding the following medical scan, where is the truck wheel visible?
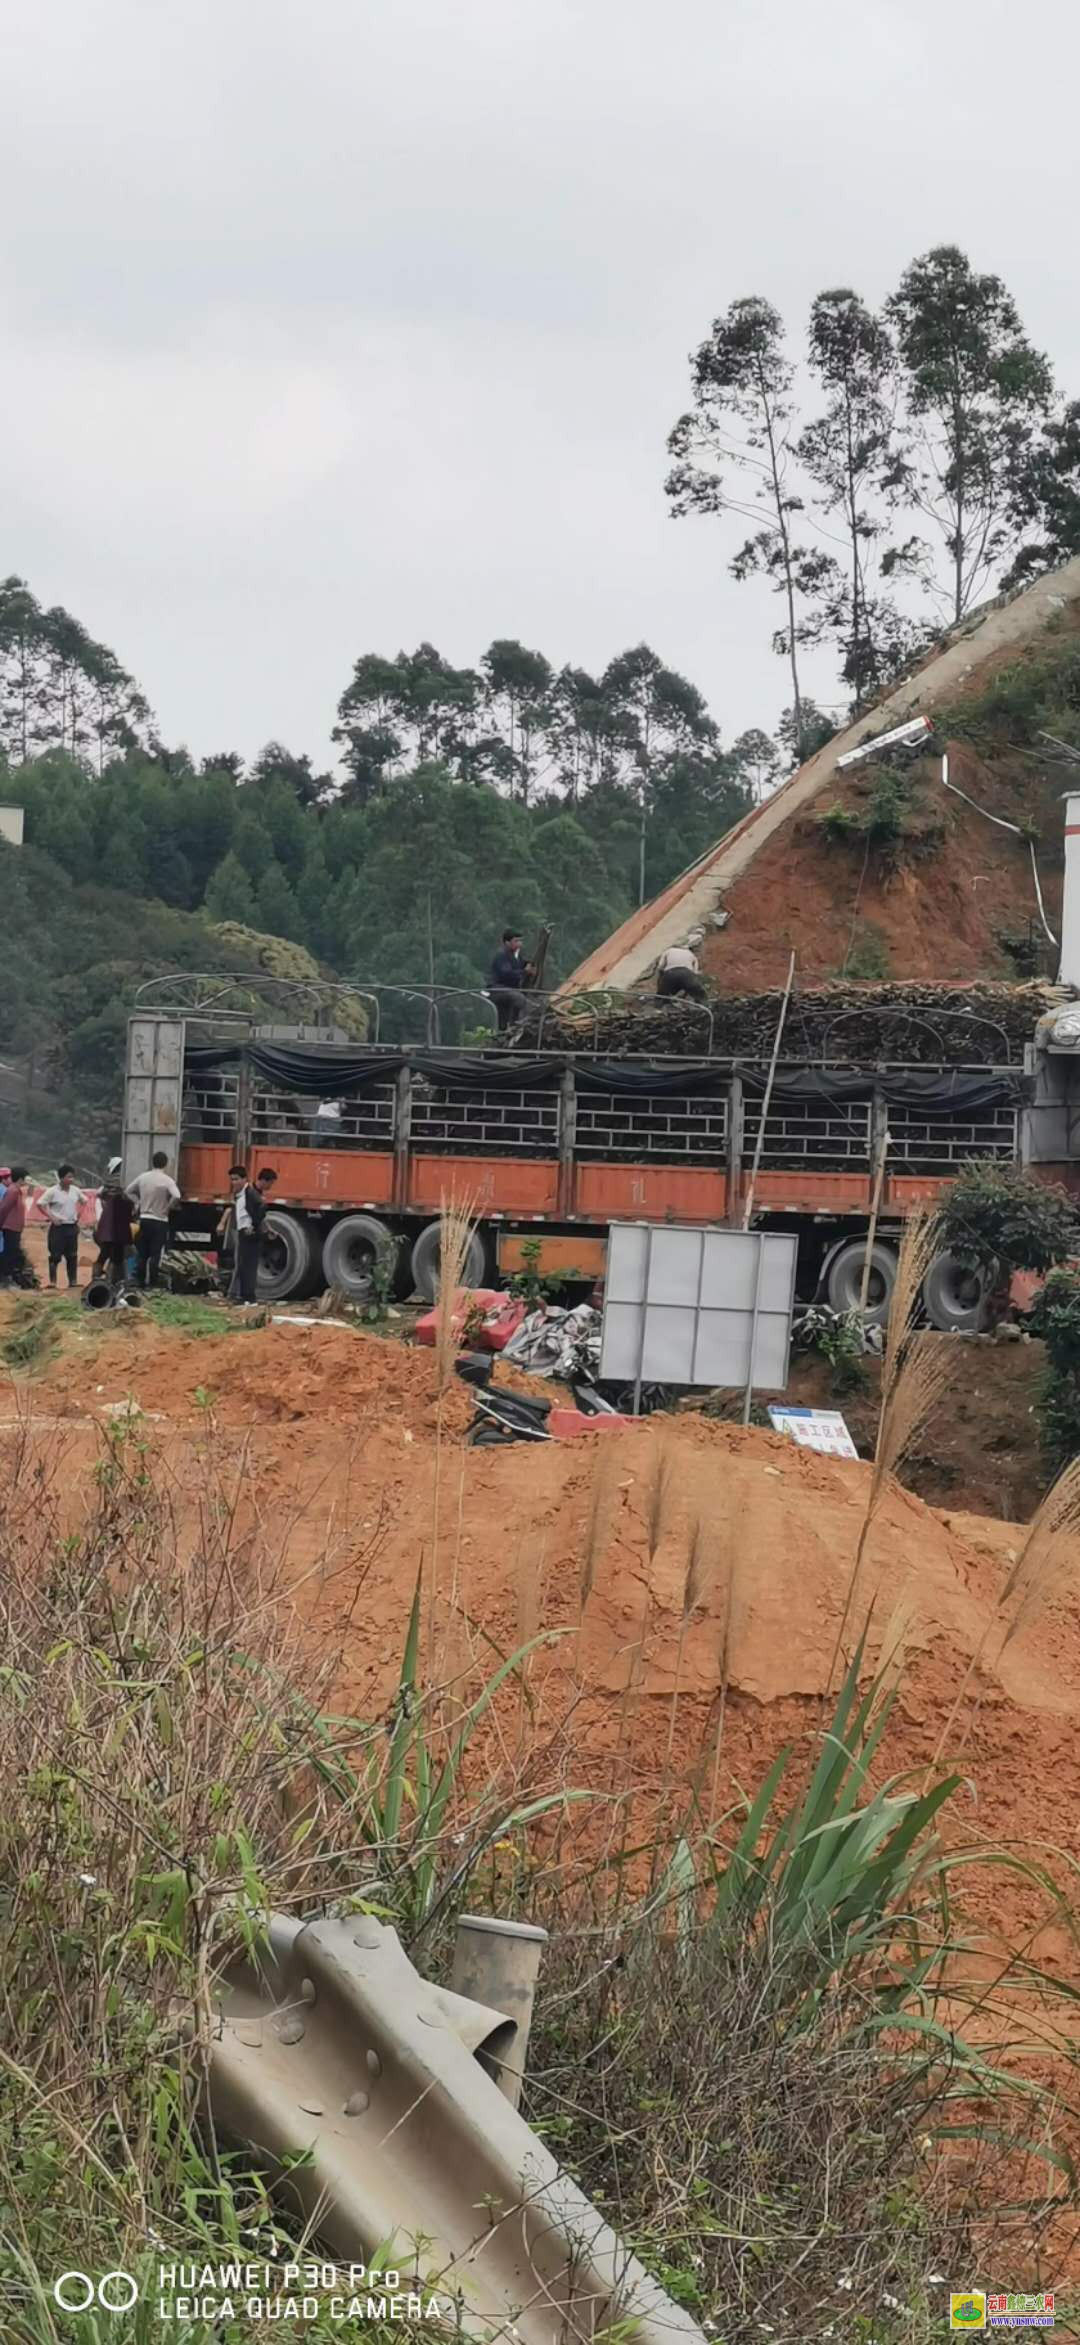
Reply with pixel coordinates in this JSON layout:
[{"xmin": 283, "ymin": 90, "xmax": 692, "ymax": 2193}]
[
  {"xmin": 410, "ymin": 1219, "xmax": 488, "ymax": 1305},
  {"xmin": 257, "ymin": 1211, "xmax": 320, "ymax": 1303},
  {"xmin": 322, "ymin": 1214, "xmax": 398, "ymax": 1302},
  {"xmin": 922, "ymin": 1250, "xmax": 993, "ymax": 1334},
  {"xmin": 825, "ymin": 1238, "xmax": 898, "ymax": 1327}
]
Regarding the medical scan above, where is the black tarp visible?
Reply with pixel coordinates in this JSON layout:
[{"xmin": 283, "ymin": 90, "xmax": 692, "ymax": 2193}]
[{"xmin": 183, "ymin": 1041, "xmax": 1027, "ymax": 1114}]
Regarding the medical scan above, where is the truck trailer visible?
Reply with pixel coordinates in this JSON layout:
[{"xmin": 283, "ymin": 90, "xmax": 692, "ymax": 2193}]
[{"xmin": 119, "ymin": 975, "xmax": 1080, "ymax": 1336}]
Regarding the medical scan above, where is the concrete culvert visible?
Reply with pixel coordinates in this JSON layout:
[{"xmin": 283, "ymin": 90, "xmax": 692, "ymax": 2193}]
[
  {"xmin": 923, "ymin": 1249, "xmax": 994, "ymax": 1333},
  {"xmin": 824, "ymin": 1237, "xmax": 898, "ymax": 1328},
  {"xmin": 321, "ymin": 1215, "xmax": 397, "ymax": 1302},
  {"xmin": 256, "ymin": 1211, "xmax": 321, "ymax": 1303},
  {"xmin": 82, "ymin": 1279, "xmax": 117, "ymax": 1311},
  {"xmin": 410, "ymin": 1219, "xmax": 487, "ymax": 1305}
]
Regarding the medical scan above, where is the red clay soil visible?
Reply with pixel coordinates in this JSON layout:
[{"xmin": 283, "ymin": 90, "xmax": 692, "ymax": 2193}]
[
  {"xmin": 12, "ymin": 1319, "xmax": 1080, "ymax": 1973},
  {"xmin": 699, "ymin": 736, "xmax": 1067, "ymax": 992},
  {"xmin": 39, "ymin": 1316, "xmax": 474, "ymax": 1438}
]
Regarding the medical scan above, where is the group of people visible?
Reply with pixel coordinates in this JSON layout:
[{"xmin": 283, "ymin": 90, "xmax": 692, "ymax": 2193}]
[
  {"xmin": 0, "ymin": 1154, "xmax": 278, "ymax": 1304},
  {"xmin": 486, "ymin": 925, "xmax": 708, "ymax": 1024}
]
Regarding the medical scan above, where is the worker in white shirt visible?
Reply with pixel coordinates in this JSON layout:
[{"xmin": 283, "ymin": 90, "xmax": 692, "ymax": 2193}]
[
  {"xmin": 39, "ymin": 1162, "xmax": 86, "ymax": 1289},
  {"xmin": 655, "ymin": 937, "xmax": 707, "ymax": 1003},
  {"xmin": 126, "ymin": 1152, "xmax": 182, "ymax": 1289}
]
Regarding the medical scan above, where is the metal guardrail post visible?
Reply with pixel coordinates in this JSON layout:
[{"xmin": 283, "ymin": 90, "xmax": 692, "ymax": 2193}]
[
  {"xmin": 234, "ymin": 1049, "xmax": 252, "ymax": 1163},
  {"xmin": 726, "ymin": 1070, "xmax": 743, "ymax": 1226},
  {"xmin": 449, "ymin": 1914, "xmax": 549, "ymax": 2109},
  {"xmin": 632, "ymin": 1223, "xmax": 655, "ymax": 1418},
  {"xmin": 556, "ymin": 1064, "xmax": 576, "ymax": 1216},
  {"xmin": 741, "ymin": 1228, "xmax": 766, "ymax": 1427},
  {"xmin": 393, "ymin": 1065, "xmax": 413, "ymax": 1211}
]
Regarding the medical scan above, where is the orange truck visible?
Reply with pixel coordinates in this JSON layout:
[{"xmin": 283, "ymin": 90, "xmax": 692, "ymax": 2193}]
[{"xmin": 120, "ymin": 989, "xmax": 1080, "ymax": 1334}]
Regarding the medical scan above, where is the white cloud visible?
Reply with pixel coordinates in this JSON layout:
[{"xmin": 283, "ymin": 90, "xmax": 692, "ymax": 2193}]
[{"xmin": 0, "ymin": 0, "xmax": 1075, "ymax": 763}]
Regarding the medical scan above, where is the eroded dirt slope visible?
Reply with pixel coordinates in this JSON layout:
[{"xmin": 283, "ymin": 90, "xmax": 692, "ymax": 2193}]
[
  {"xmin": 699, "ymin": 735, "xmax": 1067, "ymax": 991},
  {"xmin": 7, "ymin": 1312, "xmax": 1079, "ymax": 1966}
]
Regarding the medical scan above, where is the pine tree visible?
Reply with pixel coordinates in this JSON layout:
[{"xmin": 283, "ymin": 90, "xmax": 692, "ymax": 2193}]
[
  {"xmin": 204, "ymin": 851, "xmax": 256, "ymax": 924},
  {"xmin": 255, "ymin": 861, "xmax": 301, "ymax": 940},
  {"xmin": 296, "ymin": 835, "xmax": 333, "ymax": 956}
]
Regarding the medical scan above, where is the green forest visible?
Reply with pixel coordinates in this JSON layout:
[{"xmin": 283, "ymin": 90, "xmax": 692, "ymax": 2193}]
[{"xmin": 2, "ymin": 588, "xmax": 766, "ymax": 1165}]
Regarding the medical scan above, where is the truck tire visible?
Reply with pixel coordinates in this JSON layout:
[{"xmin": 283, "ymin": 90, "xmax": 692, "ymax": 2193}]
[
  {"xmin": 922, "ymin": 1250, "xmax": 993, "ymax": 1334},
  {"xmin": 824, "ymin": 1237, "xmax": 898, "ymax": 1327},
  {"xmin": 321, "ymin": 1214, "xmax": 398, "ymax": 1302},
  {"xmin": 257, "ymin": 1210, "xmax": 320, "ymax": 1303},
  {"xmin": 410, "ymin": 1218, "xmax": 488, "ymax": 1305}
]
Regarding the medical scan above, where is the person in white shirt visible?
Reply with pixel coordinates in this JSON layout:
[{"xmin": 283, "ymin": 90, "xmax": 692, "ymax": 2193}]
[
  {"xmin": 39, "ymin": 1162, "xmax": 86, "ymax": 1289},
  {"xmin": 126, "ymin": 1152, "xmax": 182, "ymax": 1289},
  {"xmin": 655, "ymin": 939, "xmax": 706, "ymax": 1003}
]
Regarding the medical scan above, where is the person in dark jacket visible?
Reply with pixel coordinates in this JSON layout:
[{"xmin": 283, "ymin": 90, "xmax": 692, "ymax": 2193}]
[
  {"xmin": 488, "ymin": 928, "xmax": 530, "ymax": 1031},
  {"xmin": 222, "ymin": 1165, "xmax": 278, "ymax": 1303},
  {"xmin": 94, "ymin": 1162, "xmax": 134, "ymax": 1285}
]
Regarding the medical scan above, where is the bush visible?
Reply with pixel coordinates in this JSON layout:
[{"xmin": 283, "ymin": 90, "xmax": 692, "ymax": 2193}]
[
  {"xmin": 937, "ymin": 640, "xmax": 1080, "ymax": 750},
  {"xmin": 936, "ymin": 1161, "xmax": 1080, "ymax": 1276},
  {"xmin": 794, "ymin": 1301, "xmax": 866, "ymax": 1394},
  {"xmin": 528, "ymin": 1921, "xmax": 949, "ymax": 2336},
  {"xmin": 863, "ymin": 765, "xmax": 909, "ymax": 843},
  {"xmin": 1028, "ymin": 1264, "xmax": 1080, "ymax": 1470},
  {"xmin": 816, "ymin": 767, "xmax": 909, "ymax": 851},
  {"xmin": 843, "ymin": 921, "xmax": 891, "ymax": 980},
  {"xmin": 208, "ymin": 921, "xmax": 370, "ymax": 1041},
  {"xmin": 818, "ymin": 800, "xmax": 860, "ymax": 844}
]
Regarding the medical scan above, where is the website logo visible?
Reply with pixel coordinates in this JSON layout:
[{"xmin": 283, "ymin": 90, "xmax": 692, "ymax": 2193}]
[{"xmin": 951, "ymin": 2298, "xmax": 986, "ymax": 2333}]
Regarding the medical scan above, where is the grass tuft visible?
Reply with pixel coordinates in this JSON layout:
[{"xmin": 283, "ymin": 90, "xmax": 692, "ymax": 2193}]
[{"xmin": 0, "ymin": 1292, "xmax": 78, "ymax": 1371}]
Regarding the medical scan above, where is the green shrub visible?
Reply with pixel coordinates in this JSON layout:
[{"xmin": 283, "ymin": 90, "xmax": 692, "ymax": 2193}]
[
  {"xmin": 817, "ymin": 800, "xmax": 860, "ymax": 843},
  {"xmin": 507, "ymin": 1235, "xmax": 584, "ymax": 1308},
  {"xmin": 937, "ymin": 1161, "xmax": 1080, "ymax": 1276},
  {"xmin": 817, "ymin": 767, "xmax": 909, "ymax": 853},
  {"xmin": 843, "ymin": 921, "xmax": 891, "ymax": 980},
  {"xmin": 863, "ymin": 765, "xmax": 909, "ymax": 843},
  {"xmin": 1028, "ymin": 1264, "xmax": 1080, "ymax": 1470},
  {"xmin": 938, "ymin": 641, "xmax": 1080, "ymax": 749},
  {"xmin": 794, "ymin": 1302, "xmax": 866, "ymax": 1394}
]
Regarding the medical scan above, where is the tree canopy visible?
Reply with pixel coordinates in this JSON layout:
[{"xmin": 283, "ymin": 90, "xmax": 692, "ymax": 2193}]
[
  {"xmin": 1, "ymin": 620, "xmax": 758, "ymax": 1160},
  {"xmin": 667, "ymin": 242, "xmax": 1080, "ymax": 720}
]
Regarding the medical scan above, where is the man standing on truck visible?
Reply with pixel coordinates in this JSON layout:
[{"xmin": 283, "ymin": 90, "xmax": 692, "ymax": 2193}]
[
  {"xmin": 126, "ymin": 1151, "xmax": 181, "ymax": 1289},
  {"xmin": 655, "ymin": 938, "xmax": 707, "ymax": 1003},
  {"xmin": 39, "ymin": 1163, "xmax": 86, "ymax": 1289},
  {"xmin": 488, "ymin": 928, "xmax": 530, "ymax": 1031},
  {"xmin": 221, "ymin": 1164, "xmax": 277, "ymax": 1303}
]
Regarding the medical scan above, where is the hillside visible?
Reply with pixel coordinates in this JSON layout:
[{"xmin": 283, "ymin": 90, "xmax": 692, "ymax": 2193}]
[
  {"xmin": 3, "ymin": 843, "xmax": 332, "ymax": 1167},
  {"xmin": 1, "ymin": 751, "xmax": 751, "ymax": 1169},
  {"xmin": 567, "ymin": 559, "xmax": 1080, "ymax": 993},
  {"xmin": 702, "ymin": 717, "xmax": 1072, "ymax": 994}
]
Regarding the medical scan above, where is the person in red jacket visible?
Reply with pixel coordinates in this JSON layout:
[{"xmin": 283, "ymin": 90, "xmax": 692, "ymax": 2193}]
[{"xmin": 0, "ymin": 1166, "xmax": 30, "ymax": 1284}]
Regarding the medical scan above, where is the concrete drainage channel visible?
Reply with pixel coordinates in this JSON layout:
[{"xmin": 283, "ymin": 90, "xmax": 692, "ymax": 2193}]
[{"xmin": 213, "ymin": 1910, "xmax": 704, "ymax": 2345}]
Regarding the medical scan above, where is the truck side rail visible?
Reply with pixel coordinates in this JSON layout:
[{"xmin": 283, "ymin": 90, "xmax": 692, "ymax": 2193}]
[{"xmin": 170, "ymin": 1034, "xmax": 1026, "ymax": 1193}]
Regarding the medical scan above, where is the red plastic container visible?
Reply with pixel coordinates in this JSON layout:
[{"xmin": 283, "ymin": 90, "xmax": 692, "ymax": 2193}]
[
  {"xmin": 415, "ymin": 1290, "xmax": 526, "ymax": 1353},
  {"xmin": 547, "ymin": 1409, "xmax": 631, "ymax": 1440}
]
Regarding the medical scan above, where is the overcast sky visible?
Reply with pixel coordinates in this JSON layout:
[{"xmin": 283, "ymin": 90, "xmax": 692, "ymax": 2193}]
[{"xmin": 1, "ymin": 0, "xmax": 1076, "ymax": 772}]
